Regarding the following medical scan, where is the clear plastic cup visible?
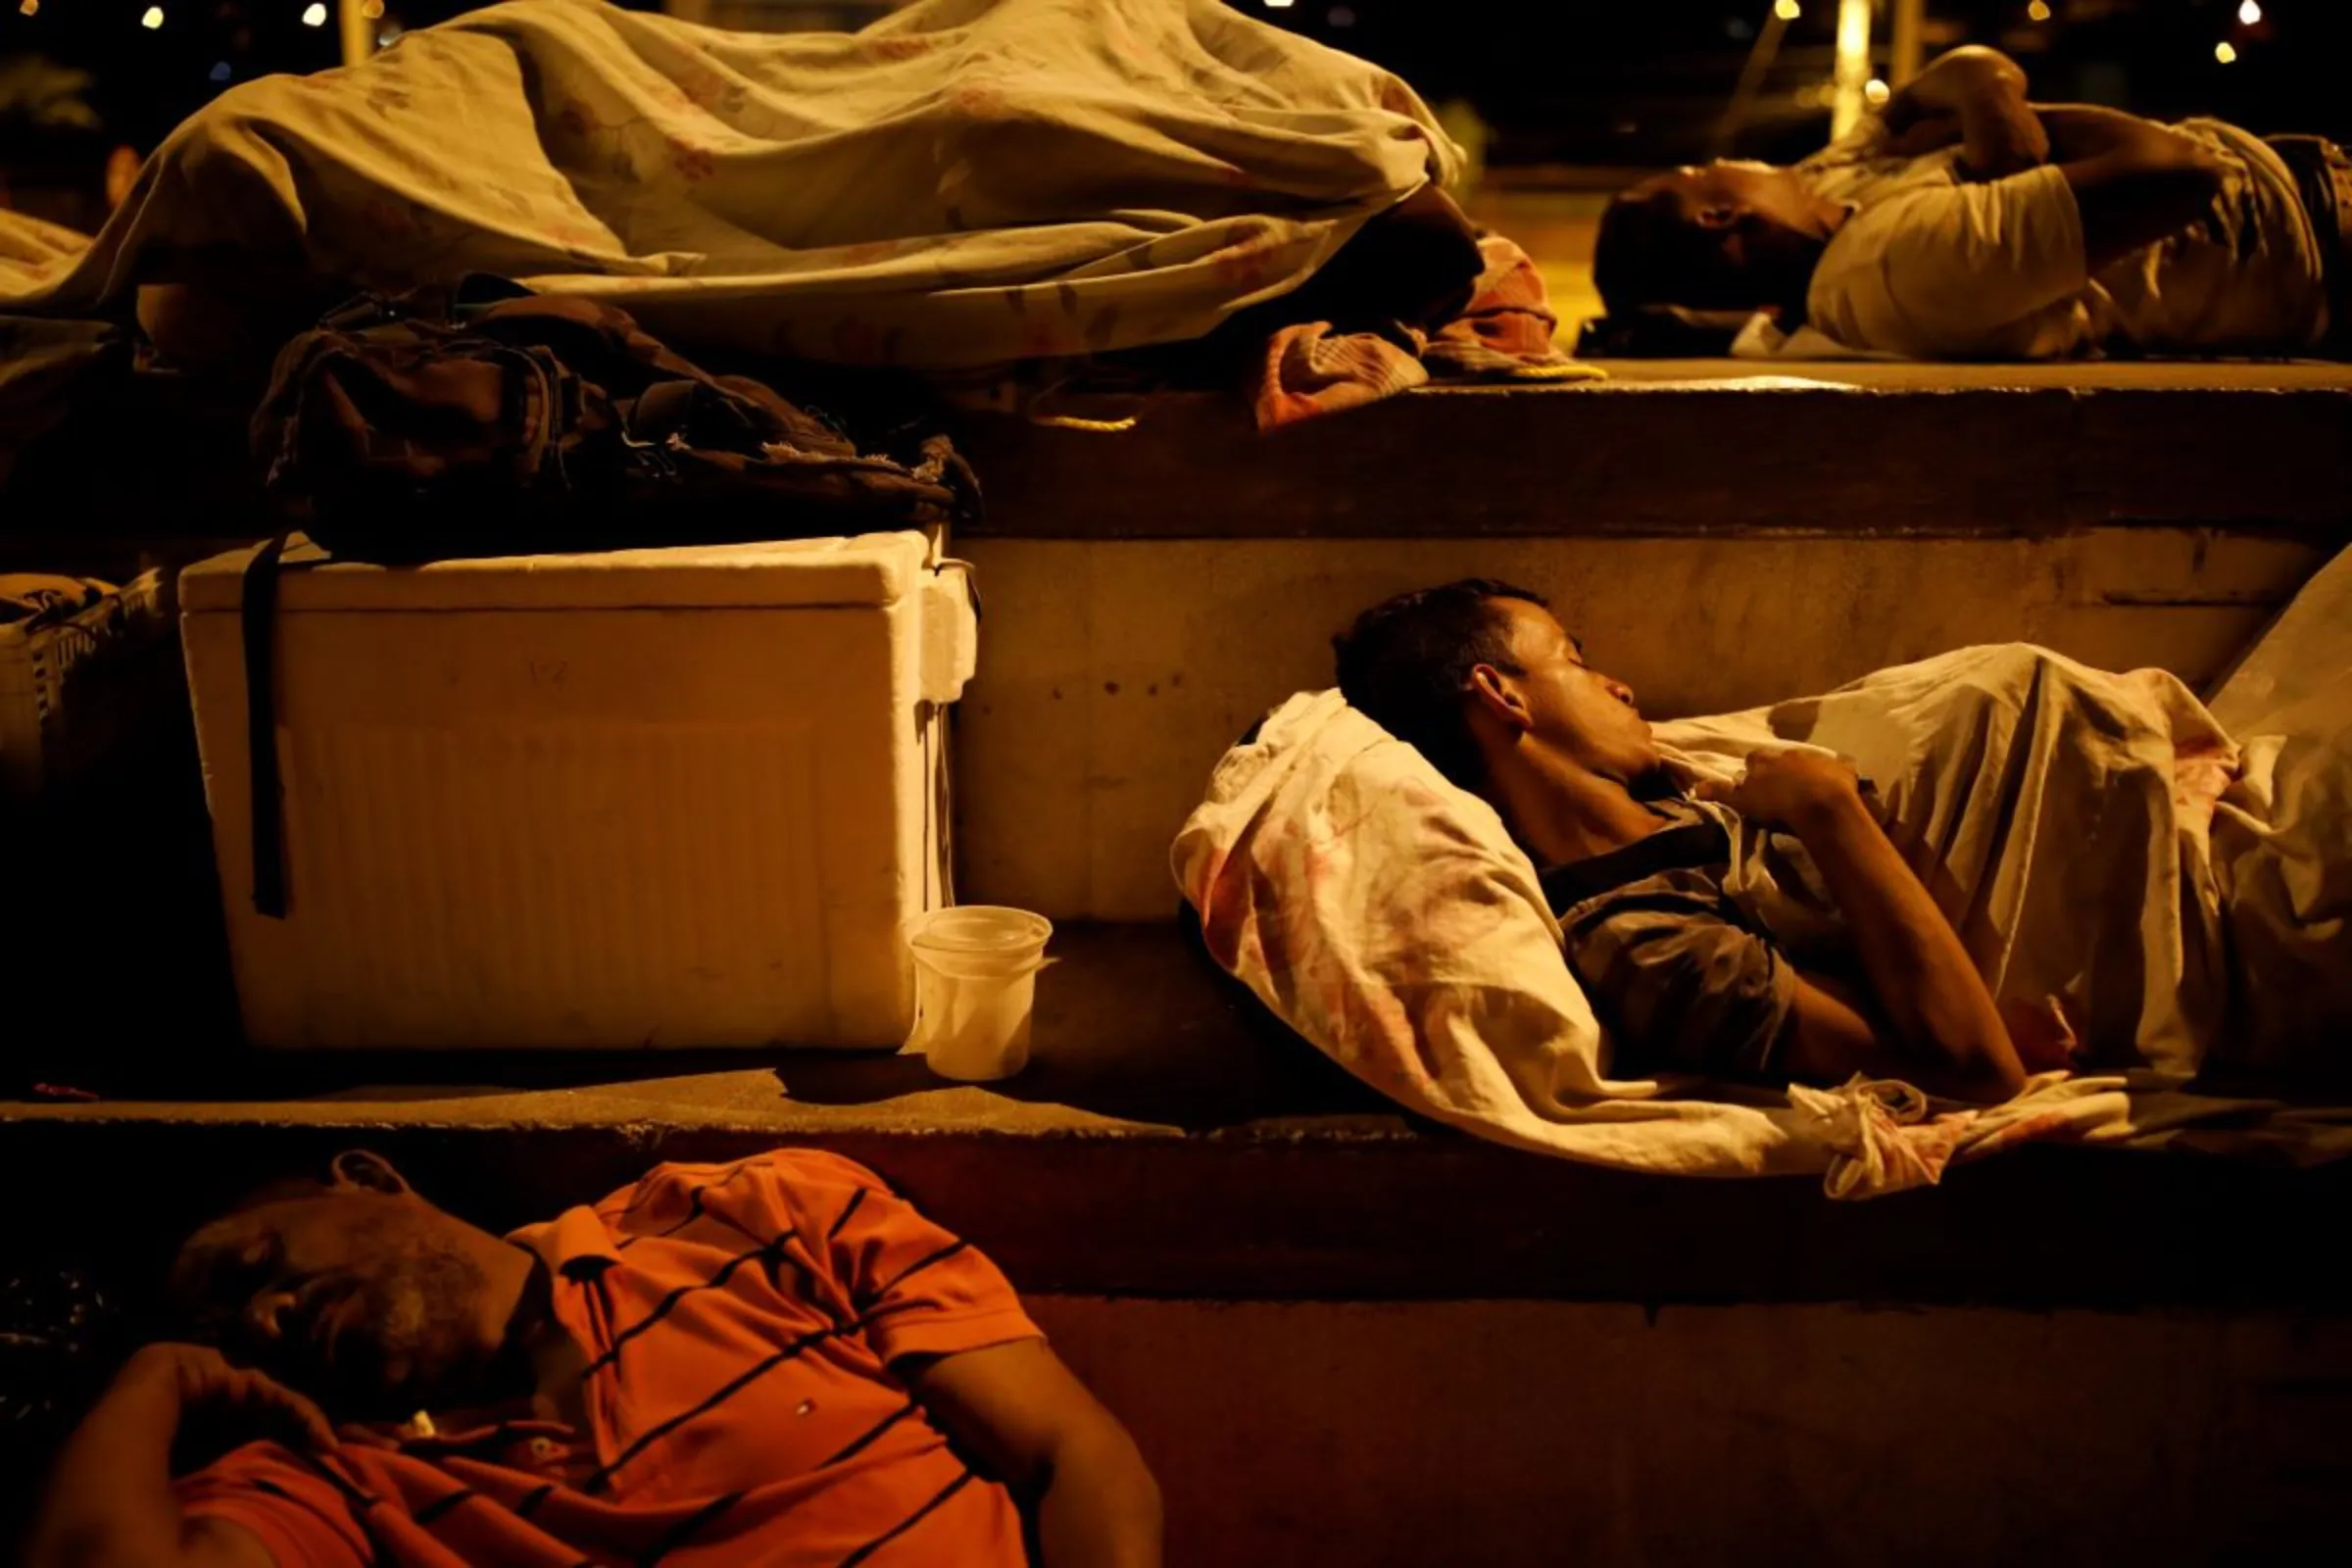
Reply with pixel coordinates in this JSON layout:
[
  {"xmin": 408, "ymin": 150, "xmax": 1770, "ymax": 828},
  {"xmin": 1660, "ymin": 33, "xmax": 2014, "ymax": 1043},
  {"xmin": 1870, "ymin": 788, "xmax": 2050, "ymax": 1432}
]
[{"xmin": 902, "ymin": 906, "xmax": 1052, "ymax": 1082}]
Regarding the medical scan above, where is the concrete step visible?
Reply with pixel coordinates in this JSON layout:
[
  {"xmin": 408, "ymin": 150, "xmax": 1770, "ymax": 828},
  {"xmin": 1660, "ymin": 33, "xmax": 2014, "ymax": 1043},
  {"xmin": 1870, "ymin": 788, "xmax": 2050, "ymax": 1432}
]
[
  {"xmin": 954, "ymin": 364, "xmax": 2352, "ymax": 540},
  {"xmin": 9, "ymin": 923, "xmax": 2349, "ymax": 1312}
]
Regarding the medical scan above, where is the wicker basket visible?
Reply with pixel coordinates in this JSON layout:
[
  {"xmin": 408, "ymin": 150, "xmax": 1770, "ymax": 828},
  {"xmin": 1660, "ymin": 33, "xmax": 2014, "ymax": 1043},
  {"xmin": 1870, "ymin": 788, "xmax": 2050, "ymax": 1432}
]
[{"xmin": 0, "ymin": 569, "xmax": 173, "ymax": 802}]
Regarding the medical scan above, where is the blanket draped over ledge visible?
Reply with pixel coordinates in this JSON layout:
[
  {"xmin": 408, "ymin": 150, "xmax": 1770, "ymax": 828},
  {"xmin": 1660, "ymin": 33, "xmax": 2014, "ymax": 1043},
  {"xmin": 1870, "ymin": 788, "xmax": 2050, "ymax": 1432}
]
[{"xmin": 0, "ymin": 0, "xmax": 1461, "ymax": 368}]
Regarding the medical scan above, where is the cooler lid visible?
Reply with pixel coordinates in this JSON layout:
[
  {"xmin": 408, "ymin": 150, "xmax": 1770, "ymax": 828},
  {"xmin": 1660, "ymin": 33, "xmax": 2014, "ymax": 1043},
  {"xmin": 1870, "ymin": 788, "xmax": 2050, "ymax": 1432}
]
[{"xmin": 180, "ymin": 529, "xmax": 941, "ymax": 614}]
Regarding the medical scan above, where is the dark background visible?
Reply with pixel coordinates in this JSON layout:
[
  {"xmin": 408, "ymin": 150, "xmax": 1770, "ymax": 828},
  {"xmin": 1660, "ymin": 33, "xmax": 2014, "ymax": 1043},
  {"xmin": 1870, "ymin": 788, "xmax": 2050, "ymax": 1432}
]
[
  {"xmin": 1253, "ymin": 0, "xmax": 2352, "ymax": 169},
  {"xmin": 5, "ymin": 0, "xmax": 2349, "ymax": 171}
]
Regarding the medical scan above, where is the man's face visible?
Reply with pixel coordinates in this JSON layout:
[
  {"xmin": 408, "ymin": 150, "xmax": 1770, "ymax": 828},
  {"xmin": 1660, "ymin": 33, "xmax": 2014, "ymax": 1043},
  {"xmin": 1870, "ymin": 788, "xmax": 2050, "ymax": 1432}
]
[
  {"xmin": 172, "ymin": 1164, "xmax": 507, "ymax": 1418},
  {"xmin": 1623, "ymin": 162, "xmax": 1841, "ymax": 308},
  {"xmin": 1489, "ymin": 597, "xmax": 1660, "ymax": 783}
]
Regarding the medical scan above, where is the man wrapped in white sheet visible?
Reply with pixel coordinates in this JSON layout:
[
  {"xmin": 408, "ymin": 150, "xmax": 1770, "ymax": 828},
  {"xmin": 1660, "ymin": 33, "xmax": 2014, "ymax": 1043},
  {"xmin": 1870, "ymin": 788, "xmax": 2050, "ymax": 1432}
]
[
  {"xmin": 1176, "ymin": 563, "xmax": 2352, "ymax": 1191},
  {"xmin": 0, "ymin": 0, "xmax": 1460, "ymax": 373}
]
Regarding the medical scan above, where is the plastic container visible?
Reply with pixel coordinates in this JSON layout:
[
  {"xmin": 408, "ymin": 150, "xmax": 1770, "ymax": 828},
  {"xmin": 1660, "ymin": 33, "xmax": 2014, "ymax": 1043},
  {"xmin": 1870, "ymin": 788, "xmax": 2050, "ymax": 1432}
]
[
  {"xmin": 178, "ymin": 530, "xmax": 978, "ymax": 1049},
  {"xmin": 904, "ymin": 906, "xmax": 1052, "ymax": 1081}
]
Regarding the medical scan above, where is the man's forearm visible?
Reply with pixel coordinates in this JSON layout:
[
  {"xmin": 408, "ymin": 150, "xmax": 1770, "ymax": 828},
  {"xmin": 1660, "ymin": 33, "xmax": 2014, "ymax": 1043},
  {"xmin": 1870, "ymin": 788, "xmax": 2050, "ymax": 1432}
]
[
  {"xmin": 1036, "ymin": 1426, "xmax": 1163, "ymax": 1568},
  {"xmin": 1788, "ymin": 793, "xmax": 2027, "ymax": 1100},
  {"xmin": 2034, "ymin": 103, "xmax": 2186, "ymax": 163},
  {"xmin": 29, "ymin": 1370, "xmax": 197, "ymax": 1568},
  {"xmin": 2035, "ymin": 104, "xmax": 2226, "ymax": 268}
]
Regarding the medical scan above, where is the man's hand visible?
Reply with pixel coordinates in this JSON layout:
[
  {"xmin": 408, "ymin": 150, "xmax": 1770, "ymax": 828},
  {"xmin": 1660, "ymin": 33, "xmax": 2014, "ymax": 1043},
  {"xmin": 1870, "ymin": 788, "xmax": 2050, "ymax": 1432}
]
[
  {"xmin": 122, "ymin": 1343, "xmax": 341, "ymax": 1455},
  {"xmin": 1692, "ymin": 747, "xmax": 1863, "ymax": 832},
  {"xmin": 1881, "ymin": 45, "xmax": 2049, "ymax": 179},
  {"xmin": 28, "ymin": 1344, "xmax": 317, "ymax": 1568}
]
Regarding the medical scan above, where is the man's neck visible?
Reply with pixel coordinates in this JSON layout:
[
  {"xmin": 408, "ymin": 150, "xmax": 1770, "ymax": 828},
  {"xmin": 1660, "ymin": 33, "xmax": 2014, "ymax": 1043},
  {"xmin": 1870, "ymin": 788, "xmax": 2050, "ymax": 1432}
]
[
  {"xmin": 503, "ymin": 1251, "xmax": 594, "ymax": 1428},
  {"xmin": 1487, "ymin": 753, "xmax": 1667, "ymax": 869}
]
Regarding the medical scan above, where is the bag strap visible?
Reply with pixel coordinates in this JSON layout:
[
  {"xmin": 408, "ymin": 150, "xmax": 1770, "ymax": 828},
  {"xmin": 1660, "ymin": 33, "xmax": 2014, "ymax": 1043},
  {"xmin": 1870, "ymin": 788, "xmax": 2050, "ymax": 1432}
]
[{"xmin": 241, "ymin": 533, "xmax": 292, "ymax": 919}]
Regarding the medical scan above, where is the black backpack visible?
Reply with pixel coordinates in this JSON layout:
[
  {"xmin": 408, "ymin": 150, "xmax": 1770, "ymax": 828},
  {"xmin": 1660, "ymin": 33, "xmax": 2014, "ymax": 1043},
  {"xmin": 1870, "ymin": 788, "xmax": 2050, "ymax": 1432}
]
[{"xmin": 237, "ymin": 283, "xmax": 980, "ymax": 917}]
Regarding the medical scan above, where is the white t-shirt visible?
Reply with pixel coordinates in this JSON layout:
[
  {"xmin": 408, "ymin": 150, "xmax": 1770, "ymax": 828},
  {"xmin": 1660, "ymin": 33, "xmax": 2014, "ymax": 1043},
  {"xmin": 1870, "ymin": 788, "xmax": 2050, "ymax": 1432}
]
[{"xmin": 1796, "ymin": 115, "xmax": 2328, "ymax": 358}]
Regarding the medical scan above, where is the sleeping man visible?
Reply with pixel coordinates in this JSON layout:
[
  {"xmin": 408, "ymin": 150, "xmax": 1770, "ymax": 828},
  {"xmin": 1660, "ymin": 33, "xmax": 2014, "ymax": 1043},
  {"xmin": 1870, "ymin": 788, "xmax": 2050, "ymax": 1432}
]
[
  {"xmin": 1592, "ymin": 44, "xmax": 2348, "ymax": 359},
  {"xmin": 1333, "ymin": 579, "xmax": 2059, "ymax": 1105},
  {"xmin": 28, "ymin": 1149, "xmax": 1160, "ymax": 1568}
]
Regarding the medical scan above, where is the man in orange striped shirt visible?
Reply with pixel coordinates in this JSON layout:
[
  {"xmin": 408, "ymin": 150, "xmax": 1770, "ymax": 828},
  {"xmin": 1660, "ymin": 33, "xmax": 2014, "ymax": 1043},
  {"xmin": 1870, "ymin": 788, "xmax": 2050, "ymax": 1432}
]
[{"xmin": 28, "ymin": 1150, "xmax": 1161, "ymax": 1567}]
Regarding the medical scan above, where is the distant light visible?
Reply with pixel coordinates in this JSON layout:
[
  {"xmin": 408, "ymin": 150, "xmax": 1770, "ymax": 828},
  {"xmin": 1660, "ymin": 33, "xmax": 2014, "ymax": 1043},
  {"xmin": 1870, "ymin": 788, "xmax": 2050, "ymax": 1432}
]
[
  {"xmin": 209, "ymin": 59, "xmax": 230, "ymax": 80},
  {"xmin": 1863, "ymin": 77, "xmax": 1890, "ymax": 106},
  {"xmin": 1774, "ymin": 0, "xmax": 1800, "ymax": 20},
  {"xmin": 17, "ymin": 0, "xmax": 36, "ymax": 16},
  {"xmin": 362, "ymin": 0, "xmax": 384, "ymax": 16},
  {"xmin": 2026, "ymin": 0, "xmax": 2051, "ymax": 21},
  {"xmin": 1263, "ymin": 0, "xmax": 1294, "ymax": 8},
  {"xmin": 1327, "ymin": 4, "xmax": 1353, "ymax": 24},
  {"xmin": 301, "ymin": 2, "xmax": 326, "ymax": 23},
  {"xmin": 140, "ymin": 6, "xmax": 165, "ymax": 27},
  {"xmin": 2238, "ymin": 0, "xmax": 2261, "ymax": 24},
  {"xmin": 2215, "ymin": 39, "xmax": 2238, "ymax": 64}
]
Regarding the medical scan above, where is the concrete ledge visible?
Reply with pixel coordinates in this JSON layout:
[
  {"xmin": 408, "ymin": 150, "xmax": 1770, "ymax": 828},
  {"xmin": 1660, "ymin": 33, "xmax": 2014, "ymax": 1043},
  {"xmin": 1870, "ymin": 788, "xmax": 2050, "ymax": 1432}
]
[
  {"xmin": 954, "ymin": 365, "xmax": 2352, "ymax": 540},
  {"xmin": 13, "ymin": 362, "xmax": 2350, "ymax": 551},
  {"xmin": 10, "ymin": 926, "xmax": 2350, "ymax": 1310}
]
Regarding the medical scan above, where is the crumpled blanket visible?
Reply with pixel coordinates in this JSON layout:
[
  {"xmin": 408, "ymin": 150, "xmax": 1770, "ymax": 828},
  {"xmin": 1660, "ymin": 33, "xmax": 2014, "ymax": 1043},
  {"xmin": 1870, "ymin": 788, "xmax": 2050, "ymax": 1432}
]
[
  {"xmin": 1250, "ymin": 235, "xmax": 1601, "ymax": 430},
  {"xmin": 0, "ymin": 0, "xmax": 1461, "ymax": 369},
  {"xmin": 2206, "ymin": 541, "xmax": 2352, "ymax": 1075}
]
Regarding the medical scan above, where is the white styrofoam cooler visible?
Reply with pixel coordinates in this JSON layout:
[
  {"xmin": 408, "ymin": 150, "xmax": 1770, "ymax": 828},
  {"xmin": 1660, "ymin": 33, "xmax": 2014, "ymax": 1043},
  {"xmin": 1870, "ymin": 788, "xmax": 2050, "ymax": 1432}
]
[{"xmin": 179, "ymin": 531, "xmax": 977, "ymax": 1050}]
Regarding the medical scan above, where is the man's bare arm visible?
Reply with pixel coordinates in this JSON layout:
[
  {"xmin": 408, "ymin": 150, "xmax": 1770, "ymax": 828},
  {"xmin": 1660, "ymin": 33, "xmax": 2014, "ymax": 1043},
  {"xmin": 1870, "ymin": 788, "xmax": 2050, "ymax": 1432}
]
[
  {"xmin": 2036, "ymin": 103, "xmax": 2226, "ymax": 270},
  {"xmin": 1697, "ymin": 751, "xmax": 2027, "ymax": 1102},
  {"xmin": 1883, "ymin": 46, "xmax": 2049, "ymax": 176},
  {"xmin": 29, "ymin": 1345, "xmax": 331, "ymax": 1568},
  {"xmin": 905, "ymin": 1339, "xmax": 1162, "ymax": 1568}
]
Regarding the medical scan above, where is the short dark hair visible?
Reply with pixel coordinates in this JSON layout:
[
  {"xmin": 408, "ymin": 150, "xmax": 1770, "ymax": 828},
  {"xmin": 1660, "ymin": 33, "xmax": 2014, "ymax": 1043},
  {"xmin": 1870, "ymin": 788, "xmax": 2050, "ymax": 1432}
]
[
  {"xmin": 1592, "ymin": 187, "xmax": 1740, "ymax": 316},
  {"xmin": 1332, "ymin": 579, "xmax": 1549, "ymax": 790}
]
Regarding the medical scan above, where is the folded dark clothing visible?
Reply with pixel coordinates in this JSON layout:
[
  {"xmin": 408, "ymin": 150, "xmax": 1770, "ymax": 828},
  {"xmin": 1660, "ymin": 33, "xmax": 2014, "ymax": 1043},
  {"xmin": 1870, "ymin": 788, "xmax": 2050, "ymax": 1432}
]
[{"xmin": 0, "ymin": 573, "xmax": 114, "ymax": 627}]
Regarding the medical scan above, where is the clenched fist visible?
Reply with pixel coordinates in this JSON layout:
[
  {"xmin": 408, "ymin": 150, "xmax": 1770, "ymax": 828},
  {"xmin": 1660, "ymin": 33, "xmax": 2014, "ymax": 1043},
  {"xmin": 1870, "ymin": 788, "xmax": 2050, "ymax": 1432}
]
[{"xmin": 1691, "ymin": 747, "xmax": 1866, "ymax": 830}]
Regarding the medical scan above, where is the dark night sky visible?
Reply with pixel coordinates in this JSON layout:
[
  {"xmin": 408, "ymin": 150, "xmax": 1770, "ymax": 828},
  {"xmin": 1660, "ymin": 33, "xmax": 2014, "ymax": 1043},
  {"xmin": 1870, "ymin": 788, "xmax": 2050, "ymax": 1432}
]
[
  {"xmin": 3, "ymin": 0, "xmax": 2347, "ymax": 166},
  {"xmin": 1248, "ymin": 0, "xmax": 2352, "ymax": 166}
]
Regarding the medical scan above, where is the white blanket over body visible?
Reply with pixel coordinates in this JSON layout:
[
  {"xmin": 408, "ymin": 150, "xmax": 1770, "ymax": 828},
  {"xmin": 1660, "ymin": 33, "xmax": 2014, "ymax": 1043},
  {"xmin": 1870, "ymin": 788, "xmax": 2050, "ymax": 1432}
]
[
  {"xmin": 0, "ymin": 0, "xmax": 1456, "ymax": 367},
  {"xmin": 1176, "ymin": 635, "xmax": 2352, "ymax": 1197}
]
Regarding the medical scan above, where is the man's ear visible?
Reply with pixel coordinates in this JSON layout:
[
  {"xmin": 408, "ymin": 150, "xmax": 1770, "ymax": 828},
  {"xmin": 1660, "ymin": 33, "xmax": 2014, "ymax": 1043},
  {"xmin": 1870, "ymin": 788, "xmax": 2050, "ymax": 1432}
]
[
  {"xmin": 1467, "ymin": 664, "xmax": 1534, "ymax": 734},
  {"xmin": 328, "ymin": 1149, "xmax": 414, "ymax": 1197}
]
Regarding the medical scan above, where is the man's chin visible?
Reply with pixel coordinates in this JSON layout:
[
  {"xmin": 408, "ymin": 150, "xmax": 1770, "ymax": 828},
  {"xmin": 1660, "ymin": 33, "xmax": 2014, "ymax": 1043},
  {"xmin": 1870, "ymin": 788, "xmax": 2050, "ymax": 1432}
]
[{"xmin": 276, "ymin": 1344, "xmax": 425, "ymax": 1421}]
